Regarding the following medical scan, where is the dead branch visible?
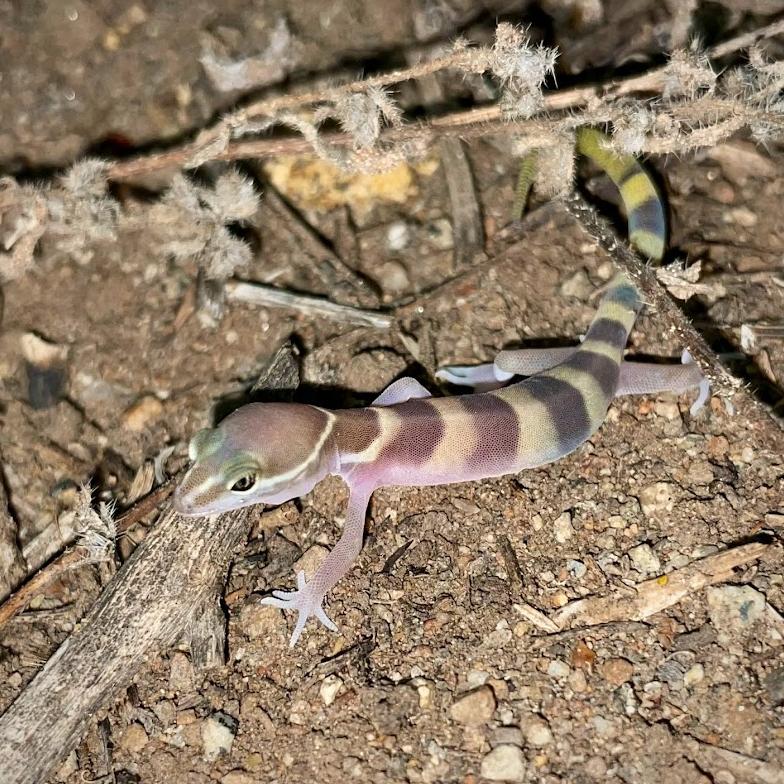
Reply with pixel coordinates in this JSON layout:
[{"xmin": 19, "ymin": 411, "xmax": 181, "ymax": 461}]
[
  {"xmin": 102, "ymin": 18, "xmax": 784, "ymax": 183},
  {"xmin": 0, "ymin": 504, "xmax": 254, "ymax": 784},
  {"xmin": 0, "ymin": 458, "xmax": 27, "ymax": 602},
  {"xmin": 552, "ymin": 540, "xmax": 769, "ymax": 629}
]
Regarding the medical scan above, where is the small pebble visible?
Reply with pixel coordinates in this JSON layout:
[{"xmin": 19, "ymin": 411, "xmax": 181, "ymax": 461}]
[
  {"xmin": 426, "ymin": 218, "xmax": 454, "ymax": 250},
  {"xmin": 480, "ymin": 745, "xmax": 526, "ymax": 782},
  {"xmin": 600, "ymin": 657, "xmax": 634, "ymax": 686},
  {"xmin": 638, "ymin": 482, "xmax": 675, "ymax": 517},
  {"xmin": 706, "ymin": 585, "xmax": 766, "ymax": 642},
  {"xmin": 584, "ymin": 755, "xmax": 607, "ymax": 778},
  {"xmin": 559, "ymin": 269, "xmax": 593, "ymax": 299},
  {"xmin": 294, "ymin": 544, "xmax": 330, "ymax": 577},
  {"xmin": 122, "ymin": 395, "xmax": 163, "ymax": 431},
  {"xmin": 547, "ymin": 659, "xmax": 570, "ymax": 679},
  {"xmin": 118, "ymin": 723, "xmax": 149, "ymax": 754},
  {"xmin": 569, "ymin": 669, "xmax": 588, "ymax": 692},
  {"xmin": 201, "ymin": 712, "xmax": 237, "ymax": 761},
  {"xmin": 553, "ymin": 511, "xmax": 573, "ymax": 544},
  {"xmin": 684, "ymin": 663, "xmax": 705, "ymax": 688},
  {"xmin": 523, "ymin": 719, "xmax": 553, "ymax": 747},
  {"xmin": 628, "ymin": 543, "xmax": 661, "ymax": 576},
  {"xmin": 567, "ymin": 559, "xmax": 586, "ymax": 579},
  {"xmin": 320, "ymin": 675, "xmax": 343, "ymax": 707},
  {"xmin": 450, "ymin": 685, "xmax": 496, "ymax": 725},
  {"xmin": 386, "ymin": 221, "xmax": 411, "ymax": 251},
  {"xmin": 239, "ymin": 602, "xmax": 285, "ymax": 640},
  {"xmin": 169, "ymin": 651, "xmax": 195, "ymax": 694},
  {"xmin": 490, "ymin": 727, "xmax": 523, "ymax": 748},
  {"xmin": 653, "ymin": 400, "xmax": 680, "ymax": 420}
]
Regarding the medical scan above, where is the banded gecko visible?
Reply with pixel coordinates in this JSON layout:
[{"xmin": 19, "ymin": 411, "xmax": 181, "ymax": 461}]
[{"xmin": 175, "ymin": 130, "xmax": 709, "ymax": 646}]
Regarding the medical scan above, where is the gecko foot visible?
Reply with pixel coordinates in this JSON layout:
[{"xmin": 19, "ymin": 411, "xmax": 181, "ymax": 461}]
[{"xmin": 260, "ymin": 571, "xmax": 338, "ymax": 647}]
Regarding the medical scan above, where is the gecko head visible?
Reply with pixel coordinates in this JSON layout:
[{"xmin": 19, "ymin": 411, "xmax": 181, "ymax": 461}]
[{"xmin": 173, "ymin": 403, "xmax": 335, "ymax": 516}]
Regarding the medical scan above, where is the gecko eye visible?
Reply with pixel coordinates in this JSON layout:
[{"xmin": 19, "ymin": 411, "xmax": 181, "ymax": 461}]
[{"xmin": 230, "ymin": 474, "xmax": 257, "ymax": 493}]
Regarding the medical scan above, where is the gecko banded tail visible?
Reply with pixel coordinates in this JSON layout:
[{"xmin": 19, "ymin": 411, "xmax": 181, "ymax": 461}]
[{"xmin": 575, "ymin": 127, "xmax": 666, "ymax": 262}]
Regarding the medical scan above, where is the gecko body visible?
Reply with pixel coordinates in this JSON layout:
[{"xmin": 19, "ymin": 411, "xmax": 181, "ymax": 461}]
[{"xmin": 175, "ymin": 130, "xmax": 709, "ymax": 645}]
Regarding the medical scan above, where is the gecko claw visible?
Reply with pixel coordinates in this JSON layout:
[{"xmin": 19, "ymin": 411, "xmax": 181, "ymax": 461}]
[{"xmin": 260, "ymin": 570, "xmax": 338, "ymax": 647}]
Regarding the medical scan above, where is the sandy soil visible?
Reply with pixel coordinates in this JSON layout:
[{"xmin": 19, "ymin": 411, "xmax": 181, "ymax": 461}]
[{"xmin": 0, "ymin": 2, "xmax": 782, "ymax": 783}]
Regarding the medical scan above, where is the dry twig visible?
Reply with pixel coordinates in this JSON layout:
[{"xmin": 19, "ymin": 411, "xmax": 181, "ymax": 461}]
[
  {"xmin": 226, "ymin": 279, "xmax": 393, "ymax": 329},
  {"xmin": 552, "ymin": 540, "xmax": 769, "ymax": 629}
]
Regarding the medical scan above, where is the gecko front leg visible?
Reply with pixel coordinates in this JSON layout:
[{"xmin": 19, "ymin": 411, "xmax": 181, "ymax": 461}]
[{"xmin": 261, "ymin": 485, "xmax": 373, "ymax": 646}]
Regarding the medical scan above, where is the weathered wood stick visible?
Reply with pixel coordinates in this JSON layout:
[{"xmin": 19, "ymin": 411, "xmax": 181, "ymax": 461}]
[{"xmin": 0, "ymin": 505, "xmax": 253, "ymax": 784}]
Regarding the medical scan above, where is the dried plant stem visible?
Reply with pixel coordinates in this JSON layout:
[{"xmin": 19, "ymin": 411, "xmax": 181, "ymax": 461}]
[
  {"xmin": 104, "ymin": 17, "xmax": 784, "ymax": 183},
  {"xmin": 561, "ymin": 191, "xmax": 738, "ymax": 396},
  {"xmin": 0, "ymin": 478, "xmax": 179, "ymax": 630},
  {"xmin": 0, "ymin": 548, "xmax": 87, "ymax": 629},
  {"xmin": 225, "ymin": 280, "xmax": 393, "ymax": 329},
  {"xmin": 552, "ymin": 540, "xmax": 769, "ymax": 629}
]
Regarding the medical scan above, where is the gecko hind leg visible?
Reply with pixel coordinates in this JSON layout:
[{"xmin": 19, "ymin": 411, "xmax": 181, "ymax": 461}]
[
  {"xmin": 618, "ymin": 351, "xmax": 710, "ymax": 414},
  {"xmin": 436, "ymin": 346, "xmax": 579, "ymax": 388}
]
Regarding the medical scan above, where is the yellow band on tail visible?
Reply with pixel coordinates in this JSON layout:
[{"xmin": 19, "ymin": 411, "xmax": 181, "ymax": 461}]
[{"xmin": 575, "ymin": 127, "xmax": 666, "ymax": 262}]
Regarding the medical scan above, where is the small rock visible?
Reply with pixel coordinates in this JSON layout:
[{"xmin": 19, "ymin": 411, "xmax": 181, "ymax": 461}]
[
  {"xmin": 222, "ymin": 772, "xmax": 254, "ymax": 784},
  {"xmin": 726, "ymin": 206, "xmax": 757, "ymax": 227},
  {"xmin": 684, "ymin": 663, "xmax": 705, "ymax": 688},
  {"xmin": 490, "ymin": 727, "xmax": 524, "ymax": 747},
  {"xmin": 628, "ymin": 543, "xmax": 661, "ymax": 576},
  {"xmin": 154, "ymin": 699, "xmax": 176, "ymax": 727},
  {"xmin": 673, "ymin": 624, "xmax": 716, "ymax": 652},
  {"xmin": 426, "ymin": 218, "xmax": 454, "ymax": 250},
  {"xmin": 377, "ymin": 260, "xmax": 410, "ymax": 294},
  {"xmin": 118, "ymin": 723, "xmax": 149, "ymax": 754},
  {"xmin": 386, "ymin": 221, "xmax": 411, "ymax": 251},
  {"xmin": 169, "ymin": 651, "xmax": 194, "ymax": 694},
  {"xmin": 584, "ymin": 755, "xmax": 607, "ymax": 778},
  {"xmin": 559, "ymin": 269, "xmax": 593, "ymax": 299},
  {"xmin": 523, "ymin": 719, "xmax": 553, "ymax": 747},
  {"xmin": 201, "ymin": 712, "xmax": 238, "ymax": 761},
  {"xmin": 706, "ymin": 585, "xmax": 767, "ymax": 641},
  {"xmin": 600, "ymin": 657, "xmax": 634, "ymax": 686},
  {"xmin": 547, "ymin": 659, "xmax": 570, "ymax": 679},
  {"xmin": 707, "ymin": 141, "xmax": 776, "ymax": 185},
  {"xmin": 764, "ymin": 668, "xmax": 784, "ymax": 706},
  {"xmin": 569, "ymin": 669, "xmax": 588, "ymax": 692},
  {"xmin": 122, "ymin": 395, "xmax": 163, "ymax": 431},
  {"xmin": 687, "ymin": 461, "xmax": 715, "ymax": 485},
  {"xmin": 653, "ymin": 400, "xmax": 681, "ymax": 420},
  {"xmin": 449, "ymin": 685, "xmax": 496, "ymax": 725},
  {"xmin": 320, "ymin": 675, "xmax": 343, "ymax": 707},
  {"xmin": 553, "ymin": 511, "xmax": 573, "ymax": 544},
  {"xmin": 452, "ymin": 497, "xmax": 480, "ymax": 515},
  {"xmin": 591, "ymin": 715, "xmax": 616, "ymax": 738},
  {"xmin": 480, "ymin": 745, "xmax": 526, "ymax": 782},
  {"xmin": 567, "ymin": 559, "xmax": 586, "ymax": 579},
  {"xmin": 638, "ymin": 482, "xmax": 675, "ymax": 518}
]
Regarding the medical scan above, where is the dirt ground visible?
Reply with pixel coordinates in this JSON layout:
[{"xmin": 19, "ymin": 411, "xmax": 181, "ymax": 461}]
[{"xmin": 1, "ymin": 2, "xmax": 783, "ymax": 783}]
